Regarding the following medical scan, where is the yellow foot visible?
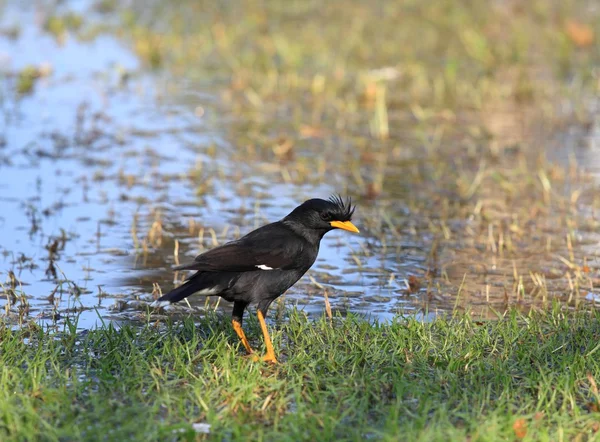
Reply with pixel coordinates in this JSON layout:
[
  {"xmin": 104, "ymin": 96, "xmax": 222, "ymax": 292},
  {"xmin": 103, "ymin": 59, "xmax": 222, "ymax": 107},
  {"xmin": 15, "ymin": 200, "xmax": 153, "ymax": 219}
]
[{"xmin": 248, "ymin": 353, "xmax": 278, "ymax": 364}]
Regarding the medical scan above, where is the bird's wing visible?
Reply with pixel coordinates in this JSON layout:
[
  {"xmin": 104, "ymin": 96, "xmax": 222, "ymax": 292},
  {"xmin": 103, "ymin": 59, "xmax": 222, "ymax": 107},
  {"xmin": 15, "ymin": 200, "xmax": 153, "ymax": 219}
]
[{"xmin": 174, "ymin": 222, "xmax": 306, "ymax": 272}]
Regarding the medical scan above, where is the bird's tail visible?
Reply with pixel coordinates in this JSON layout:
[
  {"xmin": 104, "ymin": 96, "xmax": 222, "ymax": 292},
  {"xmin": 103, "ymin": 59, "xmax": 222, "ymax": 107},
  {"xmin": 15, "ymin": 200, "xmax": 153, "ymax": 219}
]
[{"xmin": 150, "ymin": 273, "xmax": 209, "ymax": 308}]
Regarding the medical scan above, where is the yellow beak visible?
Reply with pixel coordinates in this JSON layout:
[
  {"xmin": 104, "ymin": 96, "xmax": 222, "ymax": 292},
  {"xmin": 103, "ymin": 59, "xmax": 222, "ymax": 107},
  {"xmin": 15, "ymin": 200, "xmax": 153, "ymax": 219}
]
[{"xmin": 330, "ymin": 220, "xmax": 359, "ymax": 233}]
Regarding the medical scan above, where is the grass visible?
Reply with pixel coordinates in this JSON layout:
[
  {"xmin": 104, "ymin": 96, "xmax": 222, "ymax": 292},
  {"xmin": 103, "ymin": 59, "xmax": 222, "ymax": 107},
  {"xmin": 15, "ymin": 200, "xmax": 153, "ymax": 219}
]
[
  {"xmin": 2, "ymin": 1, "xmax": 600, "ymax": 440},
  {"xmin": 117, "ymin": 0, "xmax": 599, "ymax": 109},
  {"xmin": 1, "ymin": 306, "xmax": 600, "ymax": 441}
]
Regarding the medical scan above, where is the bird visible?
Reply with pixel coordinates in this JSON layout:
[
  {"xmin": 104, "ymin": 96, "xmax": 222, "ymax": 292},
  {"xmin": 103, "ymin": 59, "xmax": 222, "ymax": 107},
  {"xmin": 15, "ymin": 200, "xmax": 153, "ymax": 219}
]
[{"xmin": 150, "ymin": 195, "xmax": 359, "ymax": 363}]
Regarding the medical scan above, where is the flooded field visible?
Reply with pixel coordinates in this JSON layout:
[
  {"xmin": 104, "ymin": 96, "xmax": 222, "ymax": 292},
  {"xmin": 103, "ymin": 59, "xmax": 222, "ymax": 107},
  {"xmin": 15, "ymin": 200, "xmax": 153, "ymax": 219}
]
[{"xmin": 1, "ymin": 0, "xmax": 600, "ymax": 329}]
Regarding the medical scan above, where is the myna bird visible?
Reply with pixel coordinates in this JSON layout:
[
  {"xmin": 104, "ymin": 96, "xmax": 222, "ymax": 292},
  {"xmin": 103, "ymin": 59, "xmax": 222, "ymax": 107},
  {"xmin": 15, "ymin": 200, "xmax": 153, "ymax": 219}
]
[{"xmin": 151, "ymin": 195, "xmax": 359, "ymax": 363}]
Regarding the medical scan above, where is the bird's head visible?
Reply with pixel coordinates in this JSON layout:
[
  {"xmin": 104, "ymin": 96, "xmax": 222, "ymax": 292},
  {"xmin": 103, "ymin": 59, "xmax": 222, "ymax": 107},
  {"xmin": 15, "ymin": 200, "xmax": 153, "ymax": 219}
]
[{"xmin": 284, "ymin": 195, "xmax": 359, "ymax": 237}]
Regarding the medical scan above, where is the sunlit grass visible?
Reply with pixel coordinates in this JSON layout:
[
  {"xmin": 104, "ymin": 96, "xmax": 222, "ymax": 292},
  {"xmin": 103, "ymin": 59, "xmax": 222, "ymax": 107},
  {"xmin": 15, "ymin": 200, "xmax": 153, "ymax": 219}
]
[
  {"xmin": 2, "ymin": 2, "xmax": 600, "ymax": 438},
  {"xmin": 1, "ymin": 306, "xmax": 600, "ymax": 441},
  {"xmin": 117, "ymin": 0, "xmax": 598, "ymax": 112}
]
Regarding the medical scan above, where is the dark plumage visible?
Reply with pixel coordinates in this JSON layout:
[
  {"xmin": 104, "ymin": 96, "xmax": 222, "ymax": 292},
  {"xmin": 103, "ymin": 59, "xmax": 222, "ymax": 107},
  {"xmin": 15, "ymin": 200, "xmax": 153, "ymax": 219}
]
[{"xmin": 151, "ymin": 195, "xmax": 359, "ymax": 363}]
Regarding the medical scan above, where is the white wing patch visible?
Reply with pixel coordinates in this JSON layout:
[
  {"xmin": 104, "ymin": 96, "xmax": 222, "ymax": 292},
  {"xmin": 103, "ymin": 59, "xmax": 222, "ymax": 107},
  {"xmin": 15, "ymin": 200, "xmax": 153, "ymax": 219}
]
[{"xmin": 256, "ymin": 264, "xmax": 274, "ymax": 270}]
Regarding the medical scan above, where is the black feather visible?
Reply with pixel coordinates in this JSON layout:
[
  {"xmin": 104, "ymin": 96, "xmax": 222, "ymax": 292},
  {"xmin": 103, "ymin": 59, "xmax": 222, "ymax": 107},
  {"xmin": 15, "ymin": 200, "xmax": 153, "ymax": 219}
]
[
  {"xmin": 154, "ymin": 196, "xmax": 358, "ymax": 318},
  {"xmin": 328, "ymin": 194, "xmax": 355, "ymax": 222},
  {"xmin": 155, "ymin": 275, "xmax": 200, "ymax": 304}
]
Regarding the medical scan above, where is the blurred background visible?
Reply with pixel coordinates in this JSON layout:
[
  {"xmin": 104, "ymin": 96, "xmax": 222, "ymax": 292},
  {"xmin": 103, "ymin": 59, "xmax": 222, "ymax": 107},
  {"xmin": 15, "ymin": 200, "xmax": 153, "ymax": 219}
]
[{"xmin": 0, "ymin": 0, "xmax": 599, "ymax": 329}]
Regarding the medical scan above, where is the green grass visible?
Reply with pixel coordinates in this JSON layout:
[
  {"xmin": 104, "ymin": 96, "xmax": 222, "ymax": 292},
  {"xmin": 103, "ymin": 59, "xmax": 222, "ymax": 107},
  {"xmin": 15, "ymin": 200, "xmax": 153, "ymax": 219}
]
[
  {"xmin": 2, "ymin": 4, "xmax": 600, "ymax": 441},
  {"xmin": 2, "ymin": 307, "xmax": 600, "ymax": 441}
]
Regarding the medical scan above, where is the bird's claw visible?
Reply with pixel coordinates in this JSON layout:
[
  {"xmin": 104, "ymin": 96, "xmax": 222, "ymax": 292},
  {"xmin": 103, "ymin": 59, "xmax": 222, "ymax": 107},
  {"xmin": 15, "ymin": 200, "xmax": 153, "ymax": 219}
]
[{"xmin": 246, "ymin": 353, "xmax": 278, "ymax": 364}]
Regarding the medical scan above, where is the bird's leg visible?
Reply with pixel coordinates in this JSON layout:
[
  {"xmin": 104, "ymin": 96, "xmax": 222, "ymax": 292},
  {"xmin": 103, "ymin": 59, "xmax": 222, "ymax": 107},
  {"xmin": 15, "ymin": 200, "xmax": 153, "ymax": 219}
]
[
  {"xmin": 232, "ymin": 301, "xmax": 253, "ymax": 354},
  {"xmin": 255, "ymin": 310, "xmax": 278, "ymax": 364},
  {"xmin": 232, "ymin": 319, "xmax": 254, "ymax": 354}
]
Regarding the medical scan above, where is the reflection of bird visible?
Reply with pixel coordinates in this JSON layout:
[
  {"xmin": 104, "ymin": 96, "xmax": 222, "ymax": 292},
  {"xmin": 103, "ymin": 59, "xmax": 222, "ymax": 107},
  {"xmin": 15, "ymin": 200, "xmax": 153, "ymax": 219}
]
[{"xmin": 151, "ymin": 196, "xmax": 359, "ymax": 363}]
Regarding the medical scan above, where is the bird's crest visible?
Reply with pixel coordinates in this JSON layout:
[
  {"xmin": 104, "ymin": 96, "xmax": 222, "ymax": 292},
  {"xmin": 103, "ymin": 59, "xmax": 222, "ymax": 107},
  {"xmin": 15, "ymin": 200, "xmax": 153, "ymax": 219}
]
[{"xmin": 328, "ymin": 194, "xmax": 355, "ymax": 222}]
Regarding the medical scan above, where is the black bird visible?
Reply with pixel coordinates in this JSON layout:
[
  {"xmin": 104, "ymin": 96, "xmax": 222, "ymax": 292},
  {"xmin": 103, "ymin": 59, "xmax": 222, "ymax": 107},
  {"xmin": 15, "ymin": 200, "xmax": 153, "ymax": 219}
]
[{"xmin": 151, "ymin": 195, "xmax": 359, "ymax": 363}]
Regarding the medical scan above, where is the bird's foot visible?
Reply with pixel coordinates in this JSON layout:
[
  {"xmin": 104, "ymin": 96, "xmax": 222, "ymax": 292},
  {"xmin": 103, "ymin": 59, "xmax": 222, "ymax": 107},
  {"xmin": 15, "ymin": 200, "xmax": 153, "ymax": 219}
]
[{"xmin": 247, "ymin": 353, "xmax": 278, "ymax": 364}]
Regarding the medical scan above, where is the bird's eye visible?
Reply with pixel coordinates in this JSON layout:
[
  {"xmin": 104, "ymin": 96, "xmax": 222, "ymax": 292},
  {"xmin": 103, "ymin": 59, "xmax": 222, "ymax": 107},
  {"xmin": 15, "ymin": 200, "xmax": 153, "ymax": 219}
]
[{"xmin": 320, "ymin": 212, "xmax": 331, "ymax": 221}]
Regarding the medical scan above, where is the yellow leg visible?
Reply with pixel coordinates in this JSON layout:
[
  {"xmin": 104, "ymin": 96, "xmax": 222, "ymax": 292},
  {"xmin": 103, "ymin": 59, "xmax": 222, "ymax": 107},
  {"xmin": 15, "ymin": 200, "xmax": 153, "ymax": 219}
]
[
  {"xmin": 256, "ymin": 310, "xmax": 278, "ymax": 364},
  {"xmin": 232, "ymin": 319, "xmax": 254, "ymax": 354}
]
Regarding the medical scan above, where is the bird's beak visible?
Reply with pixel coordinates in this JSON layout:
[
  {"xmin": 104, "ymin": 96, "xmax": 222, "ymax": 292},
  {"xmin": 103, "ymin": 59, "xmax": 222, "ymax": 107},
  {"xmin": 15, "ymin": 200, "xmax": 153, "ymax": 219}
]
[{"xmin": 330, "ymin": 220, "xmax": 359, "ymax": 233}]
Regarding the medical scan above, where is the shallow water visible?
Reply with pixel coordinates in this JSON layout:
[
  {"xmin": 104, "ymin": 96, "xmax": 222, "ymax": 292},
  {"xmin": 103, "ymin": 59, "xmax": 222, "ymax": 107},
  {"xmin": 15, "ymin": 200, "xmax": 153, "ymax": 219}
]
[
  {"xmin": 1, "ymin": 1, "xmax": 599, "ymax": 330},
  {"xmin": 0, "ymin": 2, "xmax": 412, "ymax": 329}
]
